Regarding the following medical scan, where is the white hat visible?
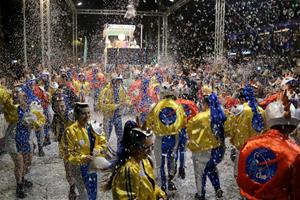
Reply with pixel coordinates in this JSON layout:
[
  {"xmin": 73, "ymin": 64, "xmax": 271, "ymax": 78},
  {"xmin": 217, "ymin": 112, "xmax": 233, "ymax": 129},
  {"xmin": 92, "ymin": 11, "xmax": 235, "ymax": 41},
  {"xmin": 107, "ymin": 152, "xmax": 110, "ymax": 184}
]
[
  {"xmin": 160, "ymin": 83, "xmax": 176, "ymax": 98},
  {"xmin": 266, "ymin": 99, "xmax": 300, "ymax": 128},
  {"xmin": 29, "ymin": 74, "xmax": 36, "ymax": 81},
  {"xmin": 50, "ymin": 82, "xmax": 59, "ymax": 90},
  {"xmin": 281, "ymin": 77, "xmax": 297, "ymax": 87},
  {"xmin": 75, "ymin": 102, "xmax": 89, "ymax": 106},
  {"xmin": 111, "ymin": 73, "xmax": 123, "ymax": 80},
  {"xmin": 131, "ymin": 127, "xmax": 153, "ymax": 137},
  {"xmin": 30, "ymin": 101, "xmax": 43, "ymax": 112},
  {"xmin": 41, "ymin": 71, "xmax": 50, "ymax": 76},
  {"xmin": 38, "ymin": 85, "xmax": 45, "ymax": 92},
  {"xmin": 90, "ymin": 121, "xmax": 103, "ymax": 136}
]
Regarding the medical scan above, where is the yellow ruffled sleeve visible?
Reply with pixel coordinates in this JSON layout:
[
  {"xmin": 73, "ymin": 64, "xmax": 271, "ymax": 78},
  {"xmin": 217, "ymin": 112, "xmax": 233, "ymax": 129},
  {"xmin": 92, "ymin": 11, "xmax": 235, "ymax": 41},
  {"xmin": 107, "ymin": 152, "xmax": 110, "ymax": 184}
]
[
  {"xmin": 98, "ymin": 85, "xmax": 116, "ymax": 116},
  {"xmin": 0, "ymin": 86, "xmax": 18, "ymax": 123},
  {"xmin": 120, "ymin": 88, "xmax": 131, "ymax": 107},
  {"xmin": 94, "ymin": 134, "xmax": 107, "ymax": 157},
  {"xmin": 3, "ymin": 105, "xmax": 18, "ymax": 123},
  {"xmin": 31, "ymin": 110, "xmax": 46, "ymax": 129},
  {"xmin": 0, "ymin": 86, "xmax": 12, "ymax": 104}
]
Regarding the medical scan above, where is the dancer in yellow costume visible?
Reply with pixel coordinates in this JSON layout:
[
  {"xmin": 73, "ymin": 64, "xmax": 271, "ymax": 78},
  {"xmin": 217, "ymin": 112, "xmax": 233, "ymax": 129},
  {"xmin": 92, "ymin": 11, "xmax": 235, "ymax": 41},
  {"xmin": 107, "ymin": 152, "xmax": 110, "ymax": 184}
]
[
  {"xmin": 146, "ymin": 87, "xmax": 186, "ymax": 192},
  {"xmin": 103, "ymin": 120, "xmax": 167, "ymax": 200},
  {"xmin": 65, "ymin": 102, "xmax": 107, "ymax": 200},
  {"xmin": 98, "ymin": 74, "xmax": 130, "ymax": 151},
  {"xmin": 187, "ymin": 93, "xmax": 226, "ymax": 200},
  {"xmin": 225, "ymin": 85, "xmax": 266, "ymax": 177},
  {"xmin": 0, "ymin": 84, "xmax": 45, "ymax": 198}
]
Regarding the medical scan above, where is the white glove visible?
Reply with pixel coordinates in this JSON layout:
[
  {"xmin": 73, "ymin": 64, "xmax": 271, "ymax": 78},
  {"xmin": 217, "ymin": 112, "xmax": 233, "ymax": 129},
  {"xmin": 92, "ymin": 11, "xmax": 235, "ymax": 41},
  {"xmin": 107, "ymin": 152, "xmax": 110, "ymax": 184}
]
[{"xmin": 90, "ymin": 157, "xmax": 111, "ymax": 172}]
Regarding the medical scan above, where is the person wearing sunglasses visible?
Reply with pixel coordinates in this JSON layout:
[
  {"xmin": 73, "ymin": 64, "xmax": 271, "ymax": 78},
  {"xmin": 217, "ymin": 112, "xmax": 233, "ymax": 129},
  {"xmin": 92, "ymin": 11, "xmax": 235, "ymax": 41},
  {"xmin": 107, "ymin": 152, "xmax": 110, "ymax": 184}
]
[{"xmin": 103, "ymin": 120, "xmax": 167, "ymax": 200}]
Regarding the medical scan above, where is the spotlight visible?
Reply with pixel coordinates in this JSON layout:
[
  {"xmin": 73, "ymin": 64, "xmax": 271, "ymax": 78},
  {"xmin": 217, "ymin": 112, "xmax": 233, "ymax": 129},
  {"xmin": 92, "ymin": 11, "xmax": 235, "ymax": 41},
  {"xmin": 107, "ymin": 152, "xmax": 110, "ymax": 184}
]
[
  {"xmin": 118, "ymin": 34, "xmax": 126, "ymax": 41},
  {"xmin": 77, "ymin": 2, "xmax": 82, "ymax": 6}
]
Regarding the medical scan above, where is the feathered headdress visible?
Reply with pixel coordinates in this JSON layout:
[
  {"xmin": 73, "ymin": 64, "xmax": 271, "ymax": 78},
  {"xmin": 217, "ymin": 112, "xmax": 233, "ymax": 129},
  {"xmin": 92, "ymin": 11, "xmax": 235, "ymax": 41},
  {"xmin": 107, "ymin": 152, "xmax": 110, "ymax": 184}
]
[
  {"xmin": 209, "ymin": 93, "xmax": 227, "ymax": 142},
  {"xmin": 243, "ymin": 84, "xmax": 264, "ymax": 132}
]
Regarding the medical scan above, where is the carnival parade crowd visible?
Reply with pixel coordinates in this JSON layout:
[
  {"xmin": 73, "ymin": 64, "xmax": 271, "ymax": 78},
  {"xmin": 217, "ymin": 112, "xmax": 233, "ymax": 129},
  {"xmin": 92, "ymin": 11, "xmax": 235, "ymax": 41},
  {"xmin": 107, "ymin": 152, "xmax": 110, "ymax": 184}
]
[{"xmin": 0, "ymin": 60, "xmax": 299, "ymax": 200}]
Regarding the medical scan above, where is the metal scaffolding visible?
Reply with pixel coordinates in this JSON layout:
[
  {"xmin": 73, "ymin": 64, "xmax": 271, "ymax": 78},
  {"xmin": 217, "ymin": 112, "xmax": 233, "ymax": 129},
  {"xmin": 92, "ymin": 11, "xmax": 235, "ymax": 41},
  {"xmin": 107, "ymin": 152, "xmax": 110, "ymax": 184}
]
[
  {"xmin": 214, "ymin": 0, "xmax": 226, "ymax": 60},
  {"xmin": 23, "ymin": 0, "xmax": 28, "ymax": 69},
  {"xmin": 24, "ymin": 0, "xmax": 227, "ymax": 67},
  {"xmin": 64, "ymin": 0, "xmax": 76, "ymax": 12},
  {"xmin": 163, "ymin": 0, "xmax": 191, "ymax": 58},
  {"xmin": 157, "ymin": 17, "xmax": 161, "ymax": 61},
  {"xmin": 75, "ymin": 13, "xmax": 78, "ymax": 65},
  {"xmin": 77, "ymin": 9, "xmax": 164, "ymax": 17},
  {"xmin": 40, "ymin": 0, "xmax": 51, "ymax": 69},
  {"xmin": 166, "ymin": 0, "xmax": 192, "ymax": 16},
  {"xmin": 61, "ymin": 0, "xmax": 225, "ymax": 65},
  {"xmin": 75, "ymin": 9, "xmax": 164, "ymax": 63},
  {"xmin": 162, "ymin": 15, "xmax": 168, "ymax": 57},
  {"xmin": 62, "ymin": 1, "xmax": 194, "ymax": 65},
  {"xmin": 64, "ymin": 0, "xmax": 77, "ymax": 65}
]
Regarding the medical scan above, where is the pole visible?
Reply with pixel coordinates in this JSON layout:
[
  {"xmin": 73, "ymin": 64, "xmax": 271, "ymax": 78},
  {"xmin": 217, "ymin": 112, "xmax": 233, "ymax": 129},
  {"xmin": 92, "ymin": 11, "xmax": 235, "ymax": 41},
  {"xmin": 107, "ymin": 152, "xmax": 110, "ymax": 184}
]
[
  {"xmin": 83, "ymin": 36, "xmax": 87, "ymax": 64},
  {"xmin": 157, "ymin": 17, "xmax": 161, "ymax": 63},
  {"xmin": 220, "ymin": 0, "xmax": 225, "ymax": 57},
  {"xmin": 46, "ymin": 0, "xmax": 51, "ymax": 71},
  {"xmin": 164, "ymin": 15, "xmax": 168, "ymax": 57},
  {"xmin": 75, "ymin": 12, "xmax": 78, "ymax": 67},
  {"xmin": 105, "ymin": 35, "xmax": 108, "ymax": 73},
  {"xmin": 214, "ymin": 0, "xmax": 219, "ymax": 59},
  {"xmin": 214, "ymin": 0, "xmax": 225, "ymax": 61},
  {"xmin": 162, "ymin": 16, "xmax": 166, "ymax": 56},
  {"xmin": 40, "ymin": 0, "xmax": 45, "ymax": 67},
  {"xmin": 23, "ymin": 0, "xmax": 28, "ymax": 69},
  {"xmin": 140, "ymin": 24, "xmax": 143, "ymax": 48},
  {"xmin": 72, "ymin": 12, "xmax": 75, "ymax": 65}
]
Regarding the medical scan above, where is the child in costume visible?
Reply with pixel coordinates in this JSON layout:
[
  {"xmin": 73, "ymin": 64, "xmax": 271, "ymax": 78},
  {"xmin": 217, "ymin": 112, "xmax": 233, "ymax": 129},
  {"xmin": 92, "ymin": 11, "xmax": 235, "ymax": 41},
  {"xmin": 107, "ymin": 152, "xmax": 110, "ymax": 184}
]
[{"xmin": 103, "ymin": 120, "xmax": 166, "ymax": 200}]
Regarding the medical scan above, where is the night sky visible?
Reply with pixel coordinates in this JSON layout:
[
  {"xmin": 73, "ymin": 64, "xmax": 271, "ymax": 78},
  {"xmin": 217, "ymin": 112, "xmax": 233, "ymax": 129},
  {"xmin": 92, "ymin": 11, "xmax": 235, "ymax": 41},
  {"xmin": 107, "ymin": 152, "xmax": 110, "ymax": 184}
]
[
  {"xmin": 0, "ymin": 0, "xmax": 23, "ymax": 59},
  {"xmin": 0, "ymin": 0, "xmax": 299, "ymax": 69}
]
